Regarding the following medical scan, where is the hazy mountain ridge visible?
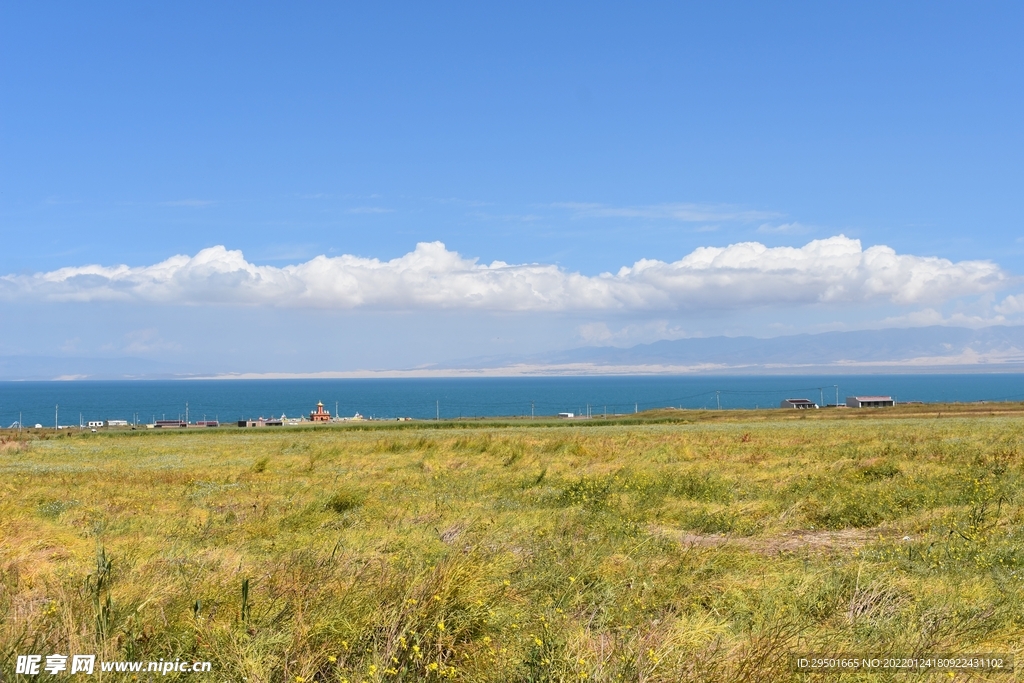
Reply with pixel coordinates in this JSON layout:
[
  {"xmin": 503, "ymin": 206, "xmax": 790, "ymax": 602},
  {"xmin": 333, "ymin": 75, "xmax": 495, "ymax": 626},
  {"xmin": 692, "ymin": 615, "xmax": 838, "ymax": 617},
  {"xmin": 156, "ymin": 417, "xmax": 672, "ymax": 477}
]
[
  {"xmin": 0, "ymin": 356, "xmax": 185, "ymax": 381},
  {"xmin": 447, "ymin": 325, "xmax": 1024, "ymax": 372},
  {"xmin": 569, "ymin": 326, "xmax": 1024, "ymax": 365},
  {"xmin": 1, "ymin": 326, "xmax": 1022, "ymax": 380}
]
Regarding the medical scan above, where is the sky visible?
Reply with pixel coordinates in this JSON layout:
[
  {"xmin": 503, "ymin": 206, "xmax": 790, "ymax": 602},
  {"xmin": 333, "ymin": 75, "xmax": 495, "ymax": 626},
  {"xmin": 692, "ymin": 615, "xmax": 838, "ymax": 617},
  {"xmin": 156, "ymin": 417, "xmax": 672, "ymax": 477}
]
[{"xmin": 1, "ymin": 2, "xmax": 1023, "ymax": 375}]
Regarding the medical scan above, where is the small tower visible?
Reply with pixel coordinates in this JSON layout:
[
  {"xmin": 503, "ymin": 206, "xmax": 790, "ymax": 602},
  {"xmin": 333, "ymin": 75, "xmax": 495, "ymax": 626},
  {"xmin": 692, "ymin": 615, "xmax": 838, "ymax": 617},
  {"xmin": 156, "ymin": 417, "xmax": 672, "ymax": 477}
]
[{"xmin": 310, "ymin": 401, "xmax": 331, "ymax": 422}]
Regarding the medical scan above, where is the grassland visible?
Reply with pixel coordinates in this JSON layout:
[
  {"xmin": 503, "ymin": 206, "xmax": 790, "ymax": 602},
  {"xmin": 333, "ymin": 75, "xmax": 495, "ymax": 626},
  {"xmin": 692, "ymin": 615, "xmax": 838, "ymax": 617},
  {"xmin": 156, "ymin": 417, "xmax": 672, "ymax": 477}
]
[{"xmin": 1, "ymin": 406, "xmax": 1023, "ymax": 681}]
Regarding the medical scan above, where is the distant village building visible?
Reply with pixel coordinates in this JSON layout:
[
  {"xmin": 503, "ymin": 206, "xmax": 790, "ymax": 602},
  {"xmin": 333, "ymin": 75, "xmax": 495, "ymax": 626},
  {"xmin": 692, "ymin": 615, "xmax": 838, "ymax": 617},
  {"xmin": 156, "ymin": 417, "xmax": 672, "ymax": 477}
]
[
  {"xmin": 87, "ymin": 421, "xmax": 104, "ymax": 428},
  {"xmin": 154, "ymin": 420, "xmax": 187, "ymax": 428},
  {"xmin": 780, "ymin": 398, "xmax": 818, "ymax": 409},
  {"xmin": 310, "ymin": 401, "xmax": 331, "ymax": 422},
  {"xmin": 846, "ymin": 396, "xmax": 895, "ymax": 408},
  {"xmin": 106, "ymin": 420, "xmax": 129, "ymax": 427},
  {"xmin": 237, "ymin": 417, "xmax": 282, "ymax": 427},
  {"xmin": 557, "ymin": 412, "xmax": 575, "ymax": 418}
]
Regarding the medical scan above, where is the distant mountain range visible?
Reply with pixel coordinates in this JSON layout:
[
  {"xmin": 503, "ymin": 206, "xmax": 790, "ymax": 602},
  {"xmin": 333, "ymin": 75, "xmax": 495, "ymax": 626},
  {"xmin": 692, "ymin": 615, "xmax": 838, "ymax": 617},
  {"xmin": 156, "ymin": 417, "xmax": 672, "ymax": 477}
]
[
  {"xmin": 442, "ymin": 325, "xmax": 1024, "ymax": 375},
  {"xmin": 1, "ymin": 326, "xmax": 1022, "ymax": 380},
  {"xmin": 0, "ymin": 355, "xmax": 184, "ymax": 381}
]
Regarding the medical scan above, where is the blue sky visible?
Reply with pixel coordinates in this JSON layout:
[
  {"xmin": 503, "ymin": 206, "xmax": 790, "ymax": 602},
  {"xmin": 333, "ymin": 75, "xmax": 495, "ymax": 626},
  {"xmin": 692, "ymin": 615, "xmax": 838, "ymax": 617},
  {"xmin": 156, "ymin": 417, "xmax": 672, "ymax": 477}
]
[{"xmin": 2, "ymin": 3, "xmax": 1023, "ymax": 374}]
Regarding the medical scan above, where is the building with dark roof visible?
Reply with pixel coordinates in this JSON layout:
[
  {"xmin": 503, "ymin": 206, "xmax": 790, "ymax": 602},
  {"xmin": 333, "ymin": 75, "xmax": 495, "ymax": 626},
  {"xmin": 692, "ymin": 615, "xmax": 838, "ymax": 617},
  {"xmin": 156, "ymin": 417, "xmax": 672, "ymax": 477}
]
[
  {"xmin": 780, "ymin": 398, "xmax": 818, "ymax": 409},
  {"xmin": 846, "ymin": 396, "xmax": 894, "ymax": 408}
]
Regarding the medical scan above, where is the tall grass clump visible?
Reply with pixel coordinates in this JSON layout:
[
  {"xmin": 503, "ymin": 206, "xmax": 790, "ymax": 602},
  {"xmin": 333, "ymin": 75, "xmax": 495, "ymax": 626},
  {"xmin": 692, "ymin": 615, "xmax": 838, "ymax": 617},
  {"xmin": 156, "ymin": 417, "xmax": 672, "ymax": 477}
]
[{"xmin": 325, "ymin": 487, "xmax": 365, "ymax": 513}]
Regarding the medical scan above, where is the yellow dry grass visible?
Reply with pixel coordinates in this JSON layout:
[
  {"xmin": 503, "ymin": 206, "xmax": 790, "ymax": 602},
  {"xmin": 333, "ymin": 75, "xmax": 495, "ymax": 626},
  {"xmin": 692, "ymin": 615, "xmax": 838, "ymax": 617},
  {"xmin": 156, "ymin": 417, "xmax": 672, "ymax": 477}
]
[{"xmin": 1, "ymin": 406, "xmax": 1022, "ymax": 681}]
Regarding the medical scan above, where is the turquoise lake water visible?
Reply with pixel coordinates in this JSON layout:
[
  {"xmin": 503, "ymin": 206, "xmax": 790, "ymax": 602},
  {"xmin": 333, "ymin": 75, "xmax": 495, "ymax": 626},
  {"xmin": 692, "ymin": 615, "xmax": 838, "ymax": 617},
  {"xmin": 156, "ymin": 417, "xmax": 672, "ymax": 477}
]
[{"xmin": 2, "ymin": 375, "xmax": 1023, "ymax": 428}]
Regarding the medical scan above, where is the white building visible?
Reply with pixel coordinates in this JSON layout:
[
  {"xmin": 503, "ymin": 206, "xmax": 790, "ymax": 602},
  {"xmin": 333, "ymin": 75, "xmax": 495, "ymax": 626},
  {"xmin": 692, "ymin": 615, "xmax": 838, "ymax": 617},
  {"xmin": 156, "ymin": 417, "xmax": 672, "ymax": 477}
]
[
  {"xmin": 780, "ymin": 398, "xmax": 818, "ymax": 409},
  {"xmin": 106, "ymin": 420, "xmax": 129, "ymax": 427},
  {"xmin": 87, "ymin": 421, "xmax": 104, "ymax": 428},
  {"xmin": 846, "ymin": 396, "xmax": 895, "ymax": 408}
]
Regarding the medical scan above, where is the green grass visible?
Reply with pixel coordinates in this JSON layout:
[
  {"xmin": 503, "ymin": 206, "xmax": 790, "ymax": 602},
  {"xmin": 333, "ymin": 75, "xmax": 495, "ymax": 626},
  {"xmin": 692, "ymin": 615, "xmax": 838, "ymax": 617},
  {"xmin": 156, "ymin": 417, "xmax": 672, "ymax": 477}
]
[{"xmin": 1, "ymin": 407, "xmax": 1023, "ymax": 681}]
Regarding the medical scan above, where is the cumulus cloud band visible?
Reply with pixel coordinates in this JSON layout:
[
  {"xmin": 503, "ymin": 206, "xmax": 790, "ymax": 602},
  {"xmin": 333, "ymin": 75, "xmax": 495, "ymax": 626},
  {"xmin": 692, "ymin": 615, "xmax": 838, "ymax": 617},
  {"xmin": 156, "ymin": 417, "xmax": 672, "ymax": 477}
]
[{"xmin": 0, "ymin": 236, "xmax": 1007, "ymax": 312}]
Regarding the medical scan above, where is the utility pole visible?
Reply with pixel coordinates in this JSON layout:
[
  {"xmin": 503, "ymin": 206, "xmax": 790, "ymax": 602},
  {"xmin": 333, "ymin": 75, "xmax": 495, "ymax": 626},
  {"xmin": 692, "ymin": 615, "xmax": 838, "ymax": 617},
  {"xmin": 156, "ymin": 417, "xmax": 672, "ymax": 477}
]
[
  {"xmin": 186, "ymin": 402, "xmax": 189, "ymax": 425},
  {"xmin": 819, "ymin": 388, "xmax": 824, "ymax": 407},
  {"xmin": 716, "ymin": 391, "xmax": 721, "ymax": 410},
  {"xmin": 635, "ymin": 402, "xmax": 638, "ymax": 414},
  {"xmin": 55, "ymin": 404, "xmax": 59, "ymax": 431},
  {"xmin": 834, "ymin": 385, "xmax": 839, "ymax": 407},
  {"xmin": 436, "ymin": 400, "xmax": 439, "ymax": 421},
  {"xmin": 19, "ymin": 412, "xmax": 22, "ymax": 434},
  {"xmin": 336, "ymin": 401, "xmax": 339, "ymax": 420},
  {"xmin": 531, "ymin": 401, "xmax": 535, "ymax": 419}
]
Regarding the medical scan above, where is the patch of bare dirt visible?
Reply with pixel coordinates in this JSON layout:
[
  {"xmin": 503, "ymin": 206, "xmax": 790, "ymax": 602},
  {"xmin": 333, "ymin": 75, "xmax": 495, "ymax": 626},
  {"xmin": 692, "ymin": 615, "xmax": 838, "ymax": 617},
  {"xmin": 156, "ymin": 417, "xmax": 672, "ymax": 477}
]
[
  {"xmin": 439, "ymin": 524, "xmax": 464, "ymax": 544},
  {"xmin": 652, "ymin": 525, "xmax": 884, "ymax": 555},
  {"xmin": 0, "ymin": 438, "xmax": 29, "ymax": 453}
]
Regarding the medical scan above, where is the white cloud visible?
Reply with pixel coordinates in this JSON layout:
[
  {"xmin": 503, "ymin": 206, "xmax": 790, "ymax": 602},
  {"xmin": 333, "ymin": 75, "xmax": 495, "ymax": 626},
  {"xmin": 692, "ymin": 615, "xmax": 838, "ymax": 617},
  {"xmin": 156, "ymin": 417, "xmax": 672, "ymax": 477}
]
[
  {"xmin": 120, "ymin": 328, "xmax": 181, "ymax": 354},
  {"xmin": 995, "ymin": 294, "xmax": 1024, "ymax": 315},
  {"xmin": 467, "ymin": 211, "xmax": 543, "ymax": 223},
  {"xmin": 757, "ymin": 222, "xmax": 811, "ymax": 234},
  {"xmin": 160, "ymin": 199, "xmax": 216, "ymax": 207},
  {"xmin": 0, "ymin": 236, "xmax": 1007, "ymax": 312},
  {"xmin": 346, "ymin": 207, "xmax": 395, "ymax": 214},
  {"xmin": 577, "ymin": 321, "xmax": 689, "ymax": 346},
  {"xmin": 875, "ymin": 308, "xmax": 1009, "ymax": 329},
  {"xmin": 554, "ymin": 202, "xmax": 780, "ymax": 223},
  {"xmin": 577, "ymin": 322, "xmax": 614, "ymax": 343}
]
